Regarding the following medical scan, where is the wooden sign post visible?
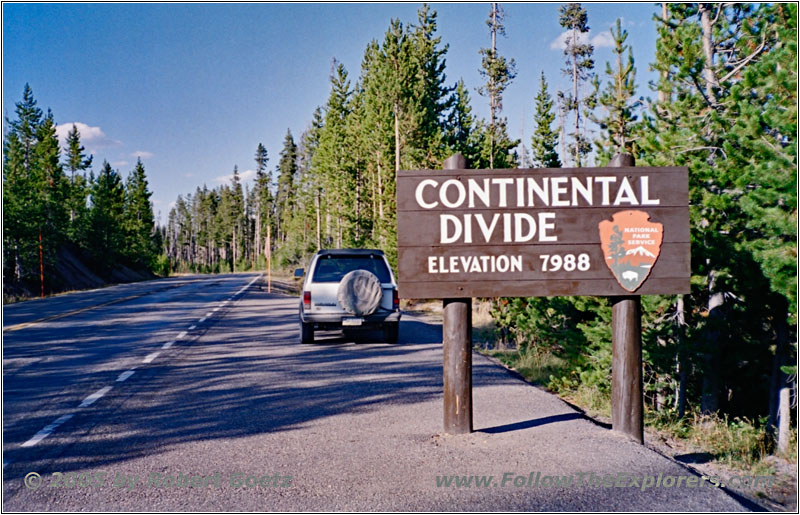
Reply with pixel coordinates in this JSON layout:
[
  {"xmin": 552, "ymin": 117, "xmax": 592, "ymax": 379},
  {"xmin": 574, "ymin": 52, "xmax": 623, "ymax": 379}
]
[
  {"xmin": 609, "ymin": 153, "xmax": 643, "ymax": 444},
  {"xmin": 396, "ymin": 155, "xmax": 689, "ymax": 440},
  {"xmin": 442, "ymin": 153, "xmax": 473, "ymax": 434}
]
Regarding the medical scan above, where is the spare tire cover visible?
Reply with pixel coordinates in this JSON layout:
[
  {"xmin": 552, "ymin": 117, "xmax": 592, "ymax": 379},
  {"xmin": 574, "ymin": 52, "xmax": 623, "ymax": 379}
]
[{"xmin": 337, "ymin": 269, "xmax": 383, "ymax": 316}]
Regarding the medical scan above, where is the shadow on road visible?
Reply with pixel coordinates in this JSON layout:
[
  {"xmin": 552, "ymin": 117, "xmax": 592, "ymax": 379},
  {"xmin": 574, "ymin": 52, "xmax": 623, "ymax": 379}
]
[
  {"xmin": 480, "ymin": 412, "xmax": 584, "ymax": 434},
  {"xmin": 7, "ymin": 285, "xmax": 525, "ymax": 474}
]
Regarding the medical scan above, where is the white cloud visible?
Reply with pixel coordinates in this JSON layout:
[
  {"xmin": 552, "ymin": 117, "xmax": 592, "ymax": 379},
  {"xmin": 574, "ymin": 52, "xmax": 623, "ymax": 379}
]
[
  {"xmin": 111, "ymin": 160, "xmax": 129, "ymax": 168},
  {"xmin": 55, "ymin": 122, "xmax": 121, "ymax": 152},
  {"xmin": 214, "ymin": 168, "xmax": 256, "ymax": 184},
  {"xmin": 549, "ymin": 29, "xmax": 615, "ymax": 50},
  {"xmin": 183, "ymin": 172, "xmax": 194, "ymax": 178},
  {"xmin": 131, "ymin": 150, "xmax": 154, "ymax": 159},
  {"xmin": 591, "ymin": 31, "xmax": 615, "ymax": 48}
]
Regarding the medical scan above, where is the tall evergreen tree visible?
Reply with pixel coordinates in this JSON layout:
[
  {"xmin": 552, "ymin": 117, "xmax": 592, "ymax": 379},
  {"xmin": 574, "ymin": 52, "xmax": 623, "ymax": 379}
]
[
  {"xmin": 253, "ymin": 142, "xmax": 272, "ymax": 263},
  {"xmin": 64, "ymin": 123, "xmax": 93, "ymax": 243},
  {"xmin": 276, "ymin": 129, "xmax": 298, "ymax": 244},
  {"xmin": 123, "ymin": 159, "xmax": 156, "ymax": 267},
  {"xmin": 557, "ymin": 3, "xmax": 595, "ymax": 166},
  {"xmin": 478, "ymin": 2, "xmax": 519, "ymax": 168},
  {"xmin": 406, "ymin": 4, "xmax": 452, "ymax": 168},
  {"xmin": 88, "ymin": 161, "xmax": 126, "ymax": 268},
  {"xmin": 446, "ymin": 78, "xmax": 483, "ymax": 167},
  {"xmin": 32, "ymin": 110, "xmax": 70, "ymax": 291},
  {"xmin": 530, "ymin": 72, "xmax": 562, "ymax": 168},
  {"xmin": 3, "ymin": 84, "xmax": 44, "ymax": 285},
  {"xmin": 591, "ymin": 18, "xmax": 641, "ymax": 164}
]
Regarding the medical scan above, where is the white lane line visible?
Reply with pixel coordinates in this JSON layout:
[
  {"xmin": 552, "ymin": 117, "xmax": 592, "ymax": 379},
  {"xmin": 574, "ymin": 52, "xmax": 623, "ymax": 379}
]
[
  {"xmin": 22, "ymin": 414, "xmax": 74, "ymax": 448},
  {"xmin": 142, "ymin": 352, "xmax": 160, "ymax": 364},
  {"xmin": 198, "ymin": 316, "xmax": 207, "ymax": 323},
  {"xmin": 188, "ymin": 325, "xmax": 196, "ymax": 330},
  {"xmin": 79, "ymin": 386, "xmax": 112, "ymax": 408},
  {"xmin": 116, "ymin": 370, "xmax": 135, "ymax": 382},
  {"xmin": 162, "ymin": 340, "xmax": 175, "ymax": 350},
  {"xmin": 177, "ymin": 331, "xmax": 187, "ymax": 339}
]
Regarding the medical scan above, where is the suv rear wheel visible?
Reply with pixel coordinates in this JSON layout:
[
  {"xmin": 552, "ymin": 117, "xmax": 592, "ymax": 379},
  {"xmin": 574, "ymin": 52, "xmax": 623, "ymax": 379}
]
[{"xmin": 300, "ymin": 321, "xmax": 314, "ymax": 343}]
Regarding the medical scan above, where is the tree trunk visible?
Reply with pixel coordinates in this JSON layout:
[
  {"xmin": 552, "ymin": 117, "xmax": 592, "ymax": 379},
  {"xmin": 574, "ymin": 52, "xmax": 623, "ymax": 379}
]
[
  {"xmin": 699, "ymin": 4, "xmax": 718, "ymax": 106},
  {"xmin": 489, "ymin": 3, "xmax": 497, "ymax": 169},
  {"xmin": 355, "ymin": 167, "xmax": 361, "ymax": 242},
  {"xmin": 572, "ymin": 25, "xmax": 580, "ymax": 167},
  {"xmin": 371, "ymin": 160, "xmax": 377, "ymax": 240},
  {"xmin": 768, "ymin": 298, "xmax": 793, "ymax": 454},
  {"xmin": 394, "ymin": 104, "xmax": 401, "ymax": 173},
  {"xmin": 377, "ymin": 154, "xmax": 385, "ymax": 246},
  {"xmin": 316, "ymin": 189, "xmax": 321, "ymax": 250},
  {"xmin": 700, "ymin": 270, "xmax": 724, "ymax": 414},
  {"xmin": 255, "ymin": 201, "xmax": 261, "ymax": 262},
  {"xmin": 676, "ymin": 294, "xmax": 689, "ymax": 418},
  {"xmin": 657, "ymin": 2, "xmax": 670, "ymax": 111}
]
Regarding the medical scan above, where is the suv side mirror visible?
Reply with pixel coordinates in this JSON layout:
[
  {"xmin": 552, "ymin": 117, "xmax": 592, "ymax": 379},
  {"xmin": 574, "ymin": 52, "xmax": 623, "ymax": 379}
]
[{"xmin": 294, "ymin": 268, "xmax": 305, "ymax": 279}]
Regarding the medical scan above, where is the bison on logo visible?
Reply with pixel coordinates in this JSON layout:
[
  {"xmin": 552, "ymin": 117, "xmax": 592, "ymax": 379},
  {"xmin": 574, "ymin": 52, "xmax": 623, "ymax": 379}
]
[{"xmin": 598, "ymin": 210, "xmax": 663, "ymax": 292}]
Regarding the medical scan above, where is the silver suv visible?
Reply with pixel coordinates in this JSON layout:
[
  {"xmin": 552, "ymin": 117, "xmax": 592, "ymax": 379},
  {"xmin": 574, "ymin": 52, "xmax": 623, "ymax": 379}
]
[{"xmin": 296, "ymin": 249, "xmax": 401, "ymax": 343}]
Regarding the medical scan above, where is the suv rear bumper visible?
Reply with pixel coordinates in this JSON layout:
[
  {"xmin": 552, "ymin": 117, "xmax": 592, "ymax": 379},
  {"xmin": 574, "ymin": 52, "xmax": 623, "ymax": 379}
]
[{"xmin": 300, "ymin": 310, "xmax": 401, "ymax": 330}]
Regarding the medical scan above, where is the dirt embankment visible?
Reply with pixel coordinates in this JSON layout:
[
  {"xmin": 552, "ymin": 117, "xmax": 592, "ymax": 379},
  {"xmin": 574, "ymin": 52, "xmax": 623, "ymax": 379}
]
[{"xmin": 3, "ymin": 243, "xmax": 156, "ymax": 304}]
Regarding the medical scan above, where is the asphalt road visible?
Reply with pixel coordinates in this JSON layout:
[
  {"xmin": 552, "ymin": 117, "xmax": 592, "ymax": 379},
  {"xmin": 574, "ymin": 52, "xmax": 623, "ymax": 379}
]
[{"xmin": 3, "ymin": 274, "xmax": 755, "ymax": 511}]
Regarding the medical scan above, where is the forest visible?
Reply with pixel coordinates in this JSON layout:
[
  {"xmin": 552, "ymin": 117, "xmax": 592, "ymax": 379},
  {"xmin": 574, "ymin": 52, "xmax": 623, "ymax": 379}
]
[{"xmin": 3, "ymin": 3, "xmax": 796, "ymax": 460}]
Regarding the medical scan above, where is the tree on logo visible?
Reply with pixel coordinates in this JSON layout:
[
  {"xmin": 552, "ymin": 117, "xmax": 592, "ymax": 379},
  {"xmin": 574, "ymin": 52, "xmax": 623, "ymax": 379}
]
[{"xmin": 608, "ymin": 225, "xmax": 626, "ymax": 266}]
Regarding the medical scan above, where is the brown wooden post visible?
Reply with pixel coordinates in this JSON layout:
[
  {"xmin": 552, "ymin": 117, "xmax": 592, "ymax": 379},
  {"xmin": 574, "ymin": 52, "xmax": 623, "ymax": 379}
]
[
  {"xmin": 609, "ymin": 153, "xmax": 644, "ymax": 444},
  {"xmin": 442, "ymin": 153, "xmax": 473, "ymax": 434}
]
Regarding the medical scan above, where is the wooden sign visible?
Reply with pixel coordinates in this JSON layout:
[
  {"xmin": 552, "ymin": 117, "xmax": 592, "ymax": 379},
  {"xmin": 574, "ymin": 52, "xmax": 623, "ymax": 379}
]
[{"xmin": 396, "ymin": 167, "xmax": 690, "ymax": 299}]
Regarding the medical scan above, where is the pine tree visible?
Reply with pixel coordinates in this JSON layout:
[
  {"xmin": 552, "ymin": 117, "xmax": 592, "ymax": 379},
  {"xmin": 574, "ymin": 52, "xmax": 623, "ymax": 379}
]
[
  {"xmin": 123, "ymin": 159, "xmax": 156, "ymax": 268},
  {"xmin": 446, "ymin": 78, "xmax": 482, "ymax": 167},
  {"xmin": 3, "ymin": 84, "xmax": 44, "ymax": 285},
  {"xmin": 478, "ymin": 2, "xmax": 519, "ymax": 168},
  {"xmin": 530, "ymin": 72, "xmax": 562, "ymax": 168},
  {"xmin": 64, "ymin": 124, "xmax": 93, "ymax": 244},
  {"xmin": 229, "ymin": 166, "xmax": 244, "ymax": 270},
  {"xmin": 3, "ymin": 86, "xmax": 69, "ymax": 293},
  {"xmin": 315, "ymin": 61, "xmax": 353, "ymax": 249},
  {"xmin": 275, "ymin": 129, "xmax": 298, "ymax": 244},
  {"xmin": 557, "ymin": 3, "xmax": 595, "ymax": 167},
  {"xmin": 406, "ymin": 4, "xmax": 452, "ymax": 168},
  {"xmin": 88, "ymin": 161, "xmax": 126, "ymax": 269},
  {"xmin": 253, "ymin": 142, "xmax": 271, "ymax": 264},
  {"xmin": 591, "ymin": 18, "xmax": 641, "ymax": 164}
]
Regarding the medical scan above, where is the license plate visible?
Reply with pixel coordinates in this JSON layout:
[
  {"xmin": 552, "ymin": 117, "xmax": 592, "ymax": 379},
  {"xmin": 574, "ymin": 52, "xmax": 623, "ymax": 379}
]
[{"xmin": 342, "ymin": 318, "xmax": 363, "ymax": 327}]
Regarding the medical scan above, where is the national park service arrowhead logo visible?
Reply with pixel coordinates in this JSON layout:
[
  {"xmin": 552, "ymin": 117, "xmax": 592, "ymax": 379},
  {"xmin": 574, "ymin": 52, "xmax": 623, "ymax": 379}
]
[{"xmin": 598, "ymin": 210, "xmax": 663, "ymax": 292}]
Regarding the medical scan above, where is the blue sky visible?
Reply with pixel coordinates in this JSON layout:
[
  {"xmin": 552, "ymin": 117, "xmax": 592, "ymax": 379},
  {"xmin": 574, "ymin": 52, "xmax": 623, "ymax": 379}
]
[{"xmin": 3, "ymin": 2, "xmax": 660, "ymax": 223}]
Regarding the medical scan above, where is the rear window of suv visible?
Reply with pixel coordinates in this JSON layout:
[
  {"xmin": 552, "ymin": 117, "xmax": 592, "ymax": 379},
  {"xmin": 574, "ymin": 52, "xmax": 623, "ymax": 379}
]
[{"xmin": 312, "ymin": 255, "xmax": 392, "ymax": 283}]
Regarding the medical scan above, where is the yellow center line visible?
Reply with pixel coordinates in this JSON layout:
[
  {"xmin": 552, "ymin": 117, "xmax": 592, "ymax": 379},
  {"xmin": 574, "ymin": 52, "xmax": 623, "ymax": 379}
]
[
  {"xmin": 3, "ymin": 294, "xmax": 145, "ymax": 333},
  {"xmin": 2, "ymin": 282, "xmax": 190, "ymax": 333}
]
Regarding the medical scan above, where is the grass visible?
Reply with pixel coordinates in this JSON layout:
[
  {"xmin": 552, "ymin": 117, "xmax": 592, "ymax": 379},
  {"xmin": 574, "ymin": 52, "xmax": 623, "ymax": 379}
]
[{"xmin": 476, "ymin": 329, "xmax": 794, "ymax": 476}]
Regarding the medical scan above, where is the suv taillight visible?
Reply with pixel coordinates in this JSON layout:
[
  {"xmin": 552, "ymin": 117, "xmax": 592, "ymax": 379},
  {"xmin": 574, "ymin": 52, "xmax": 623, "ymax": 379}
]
[
  {"xmin": 393, "ymin": 289, "xmax": 399, "ymax": 310},
  {"xmin": 303, "ymin": 291, "xmax": 311, "ymax": 309}
]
